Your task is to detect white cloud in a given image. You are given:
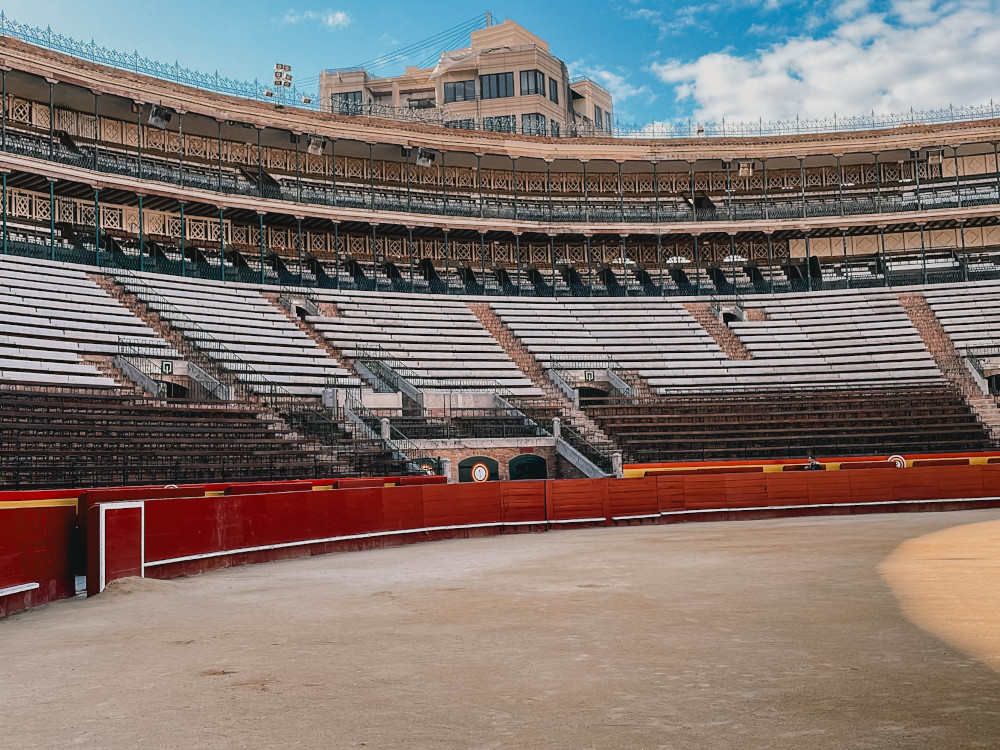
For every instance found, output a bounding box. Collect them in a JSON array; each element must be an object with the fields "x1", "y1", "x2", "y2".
[
  {"x1": 570, "y1": 61, "x2": 657, "y2": 113},
  {"x1": 625, "y1": 3, "x2": 710, "y2": 38},
  {"x1": 648, "y1": 1, "x2": 1000, "y2": 122},
  {"x1": 283, "y1": 9, "x2": 351, "y2": 29}
]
